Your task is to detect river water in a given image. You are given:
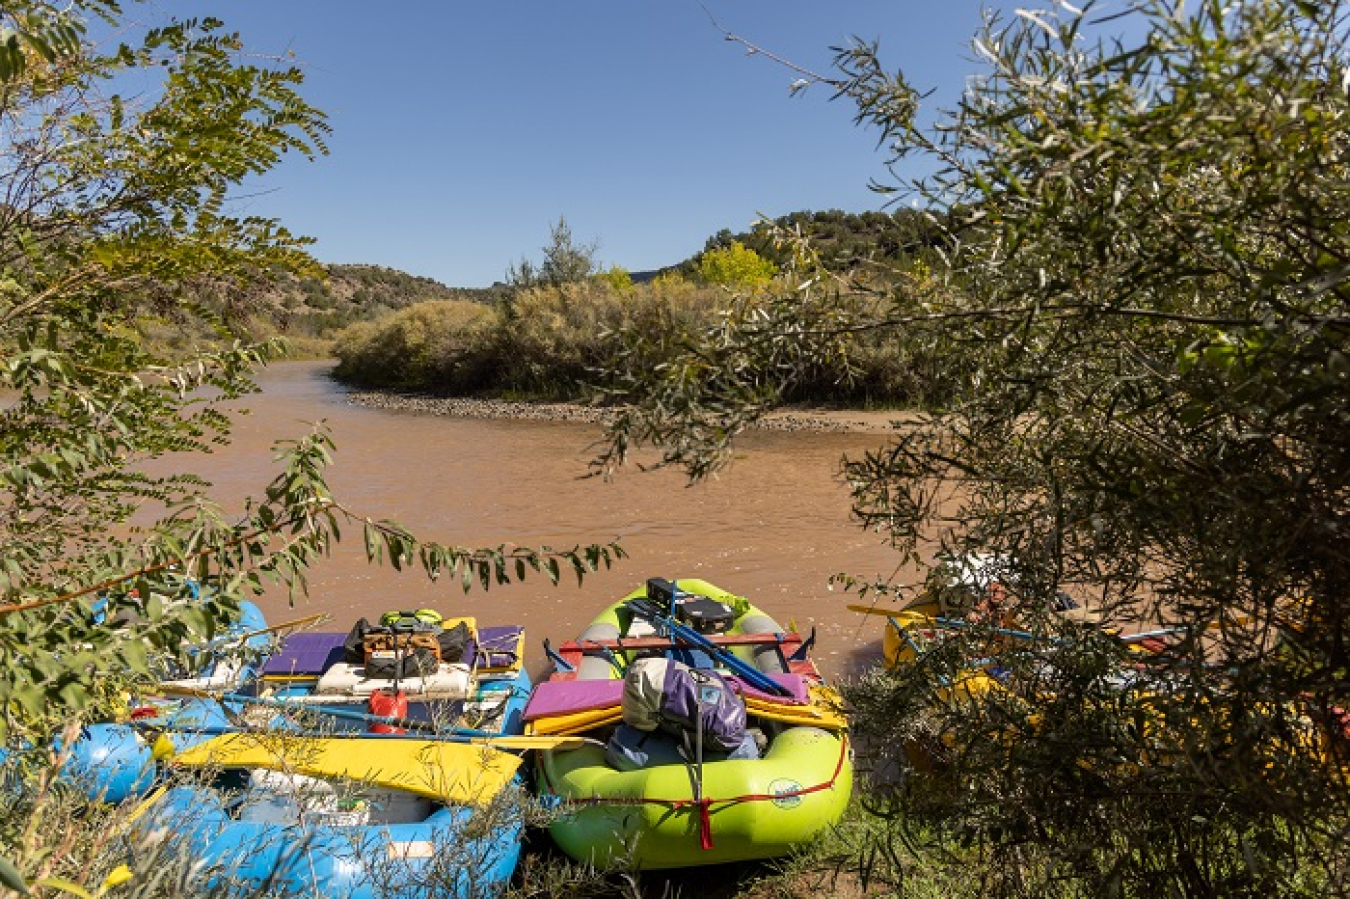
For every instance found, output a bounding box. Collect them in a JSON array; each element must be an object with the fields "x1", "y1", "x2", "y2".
[{"x1": 190, "y1": 361, "x2": 907, "y2": 680}]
